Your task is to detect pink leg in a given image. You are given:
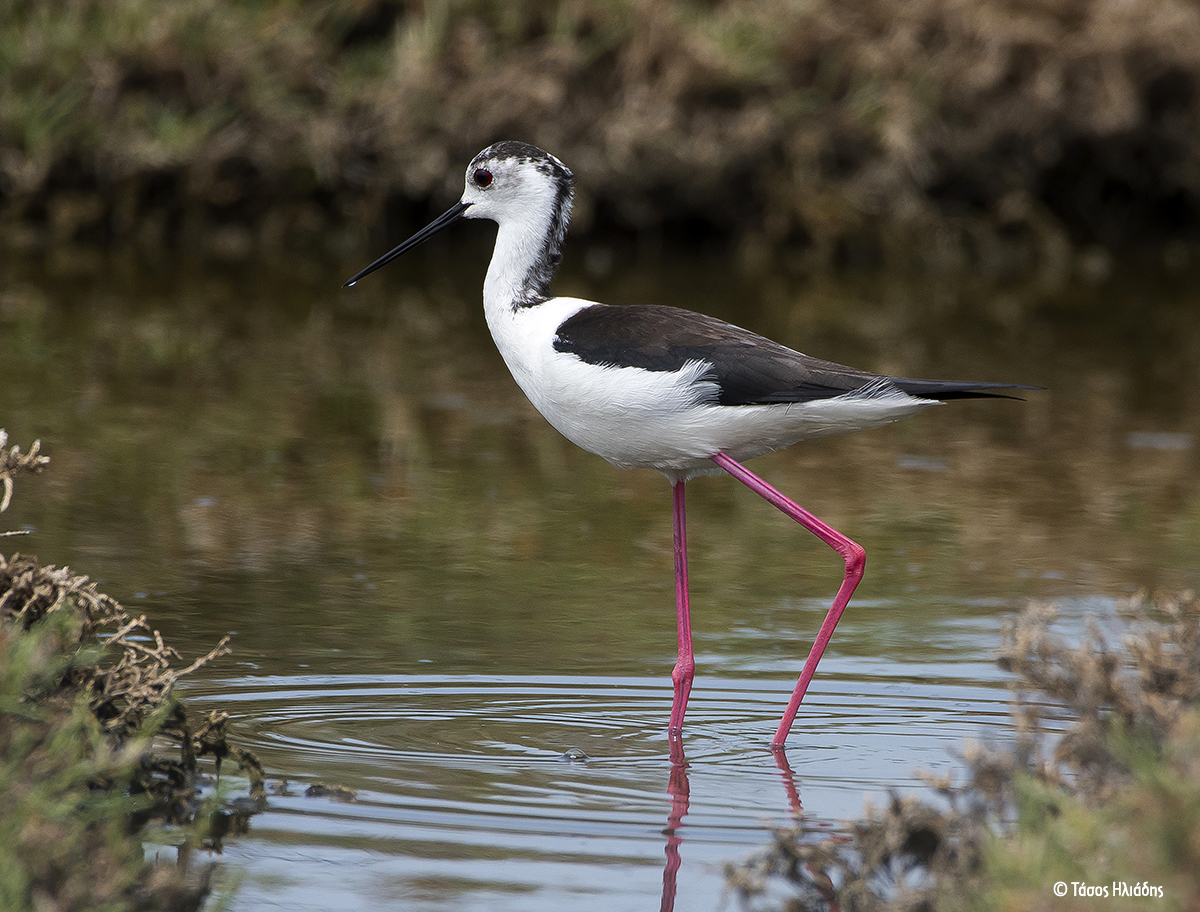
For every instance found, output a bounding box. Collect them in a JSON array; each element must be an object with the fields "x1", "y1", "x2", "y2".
[
  {"x1": 710, "y1": 452, "x2": 865, "y2": 749},
  {"x1": 669, "y1": 480, "x2": 695, "y2": 735}
]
